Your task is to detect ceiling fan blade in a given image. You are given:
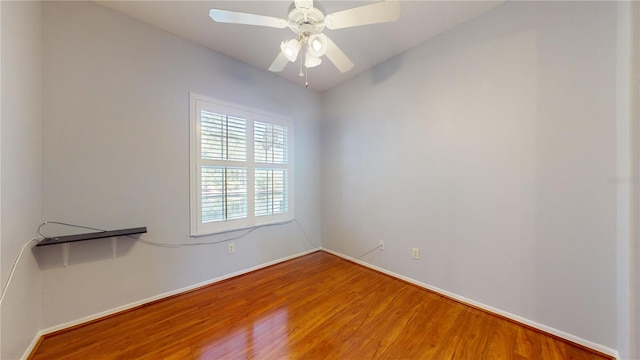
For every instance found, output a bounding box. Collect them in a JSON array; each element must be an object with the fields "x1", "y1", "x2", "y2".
[
  {"x1": 209, "y1": 9, "x2": 288, "y2": 28},
  {"x1": 324, "y1": 0, "x2": 401, "y2": 30},
  {"x1": 269, "y1": 52, "x2": 289, "y2": 72},
  {"x1": 322, "y1": 34, "x2": 354, "y2": 73}
]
